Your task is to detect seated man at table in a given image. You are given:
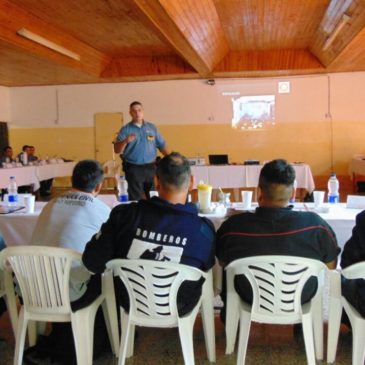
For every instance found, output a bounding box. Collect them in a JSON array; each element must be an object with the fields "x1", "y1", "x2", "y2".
[
  {"x1": 341, "y1": 210, "x2": 365, "y2": 319},
  {"x1": 27, "y1": 160, "x2": 111, "y2": 364},
  {"x1": 0, "y1": 145, "x2": 15, "y2": 165},
  {"x1": 216, "y1": 159, "x2": 340, "y2": 316},
  {"x1": 82, "y1": 152, "x2": 216, "y2": 315},
  {"x1": 31, "y1": 159, "x2": 111, "y2": 300}
]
